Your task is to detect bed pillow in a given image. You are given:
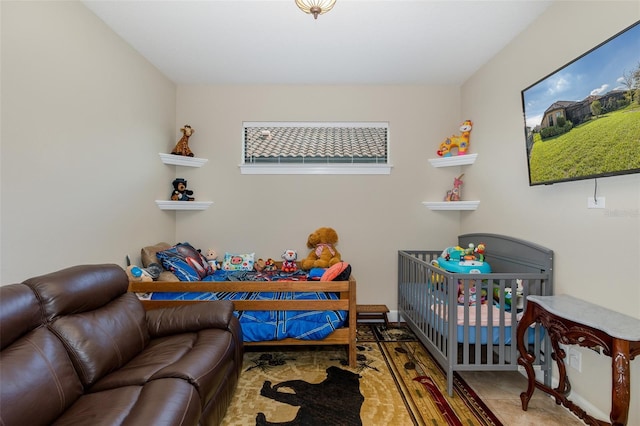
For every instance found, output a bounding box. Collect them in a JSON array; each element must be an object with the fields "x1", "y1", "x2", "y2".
[
  {"x1": 156, "y1": 242, "x2": 213, "y2": 281},
  {"x1": 140, "y1": 242, "x2": 180, "y2": 281},
  {"x1": 222, "y1": 252, "x2": 255, "y2": 271},
  {"x1": 141, "y1": 242, "x2": 171, "y2": 267},
  {"x1": 321, "y1": 261, "x2": 351, "y2": 281}
]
